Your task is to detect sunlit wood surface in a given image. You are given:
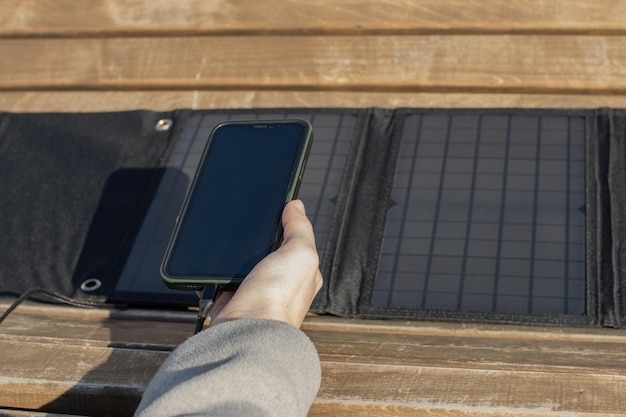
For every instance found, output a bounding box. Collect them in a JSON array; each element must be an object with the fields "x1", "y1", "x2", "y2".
[
  {"x1": 2, "y1": 303, "x2": 626, "y2": 416},
  {"x1": 2, "y1": 0, "x2": 626, "y2": 111}
]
